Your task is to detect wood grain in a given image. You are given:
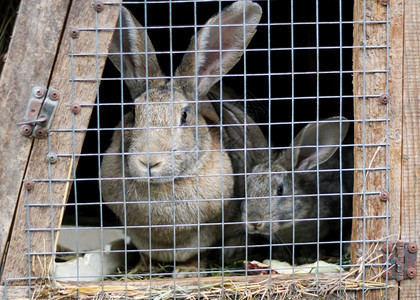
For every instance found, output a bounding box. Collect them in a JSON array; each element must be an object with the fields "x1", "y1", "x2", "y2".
[
  {"x1": 351, "y1": 0, "x2": 403, "y2": 298},
  {"x1": 1, "y1": 0, "x2": 121, "y2": 281},
  {"x1": 2, "y1": 0, "x2": 417, "y2": 297},
  {"x1": 0, "y1": 0, "x2": 71, "y2": 267},
  {"x1": 0, "y1": 273, "x2": 357, "y2": 299},
  {"x1": 400, "y1": 0, "x2": 420, "y2": 297}
]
